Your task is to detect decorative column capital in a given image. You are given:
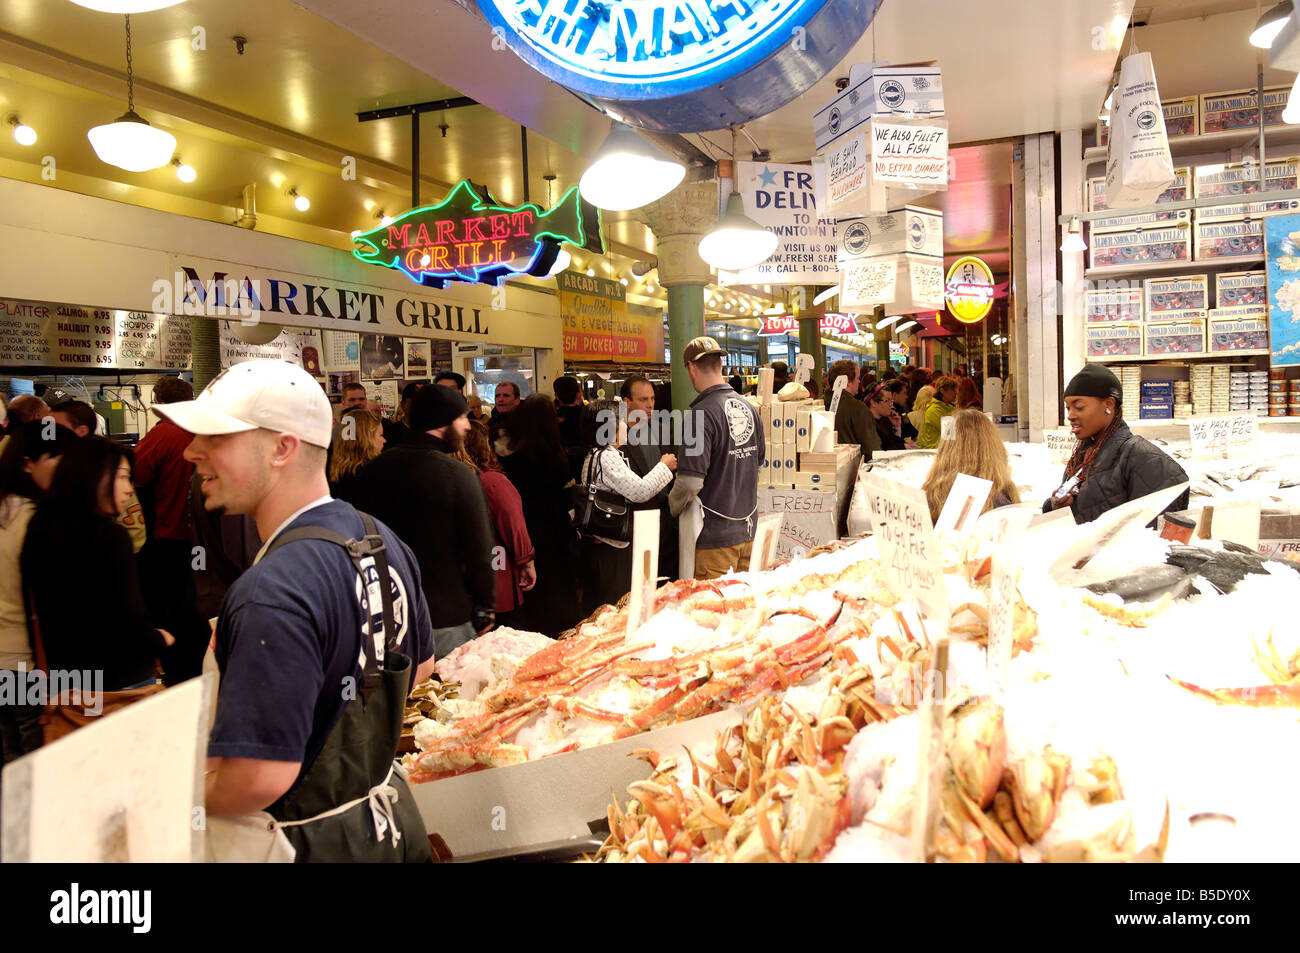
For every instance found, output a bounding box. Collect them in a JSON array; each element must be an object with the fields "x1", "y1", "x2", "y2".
[{"x1": 639, "y1": 182, "x2": 718, "y2": 288}]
